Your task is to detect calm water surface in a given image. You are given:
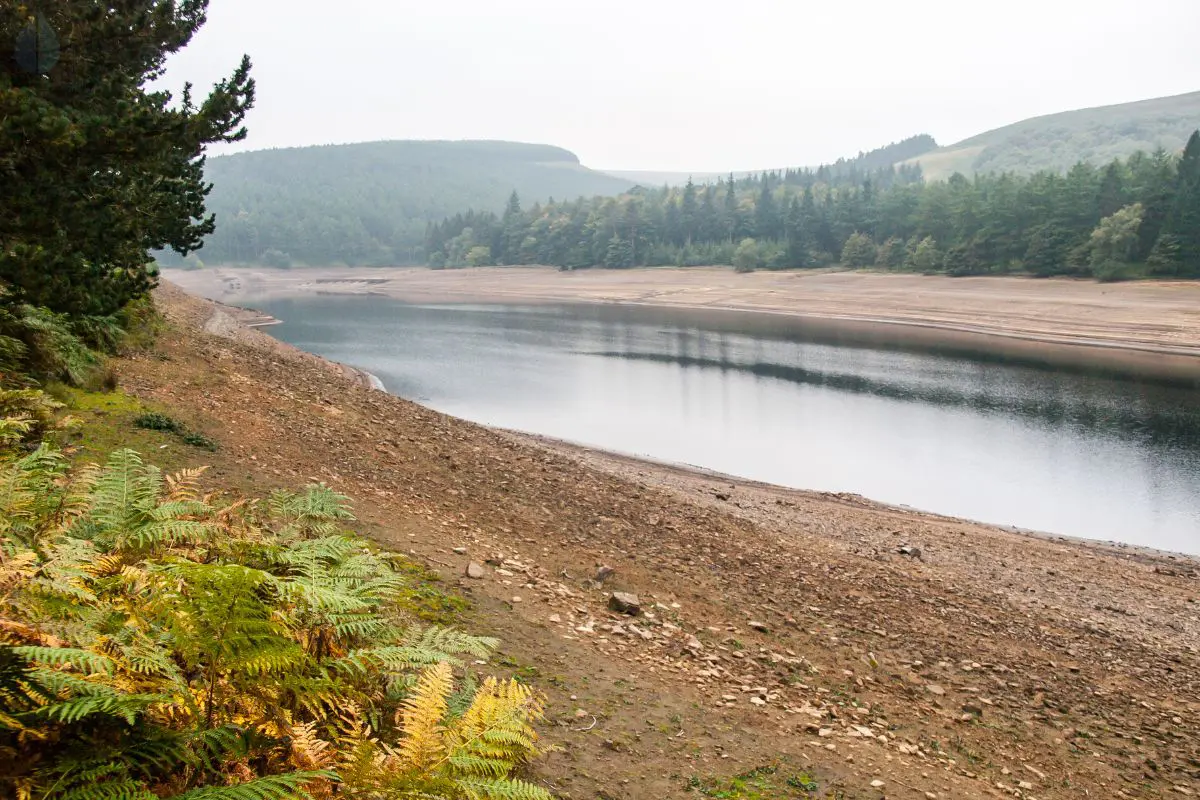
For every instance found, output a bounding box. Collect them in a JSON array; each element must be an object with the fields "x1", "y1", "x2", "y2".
[{"x1": 255, "y1": 297, "x2": 1200, "y2": 555}]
